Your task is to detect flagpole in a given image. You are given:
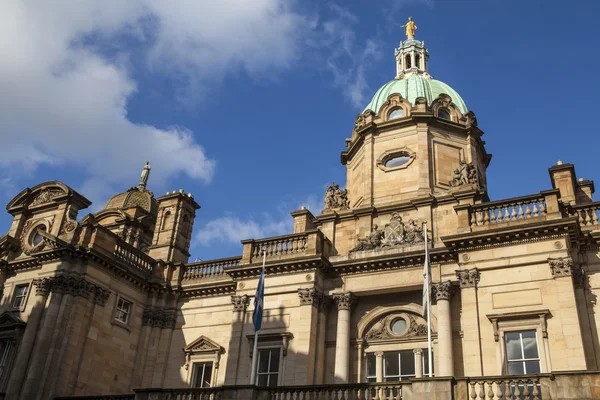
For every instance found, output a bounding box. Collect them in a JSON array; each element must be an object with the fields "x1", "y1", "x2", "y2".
[
  {"x1": 424, "y1": 221, "x2": 433, "y2": 377},
  {"x1": 250, "y1": 249, "x2": 267, "y2": 385}
]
